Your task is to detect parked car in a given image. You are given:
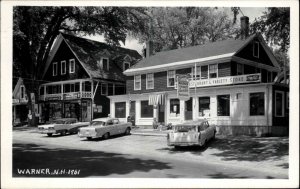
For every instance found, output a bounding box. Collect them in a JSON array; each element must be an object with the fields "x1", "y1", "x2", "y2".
[
  {"x1": 78, "y1": 117, "x2": 132, "y2": 140},
  {"x1": 167, "y1": 119, "x2": 216, "y2": 148},
  {"x1": 38, "y1": 118, "x2": 89, "y2": 137}
]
